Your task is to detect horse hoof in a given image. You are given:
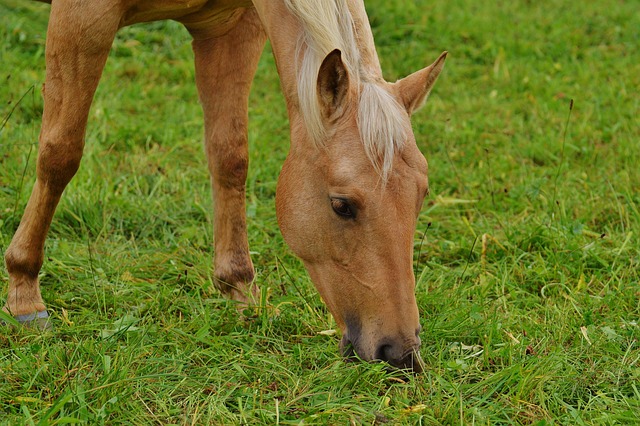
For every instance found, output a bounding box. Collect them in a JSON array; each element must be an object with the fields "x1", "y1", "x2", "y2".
[{"x1": 6, "y1": 310, "x2": 53, "y2": 331}]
